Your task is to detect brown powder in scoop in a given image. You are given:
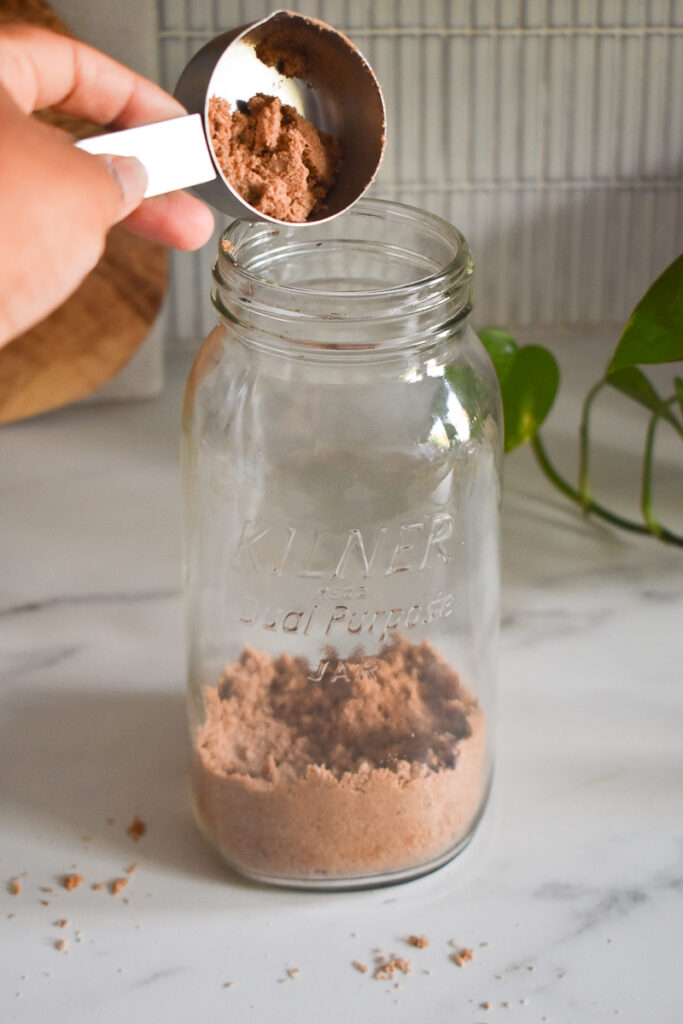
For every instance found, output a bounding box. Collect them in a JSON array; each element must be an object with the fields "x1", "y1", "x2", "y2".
[
  {"x1": 192, "y1": 636, "x2": 487, "y2": 881},
  {"x1": 208, "y1": 93, "x2": 341, "y2": 223}
]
